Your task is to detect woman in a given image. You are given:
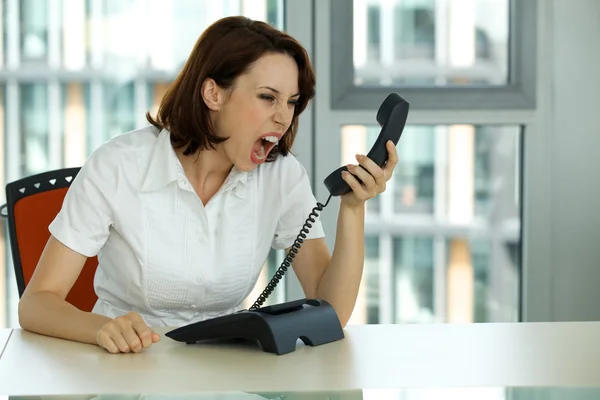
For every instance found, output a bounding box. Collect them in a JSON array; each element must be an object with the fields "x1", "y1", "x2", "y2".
[{"x1": 17, "y1": 16, "x2": 398, "y2": 354}]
